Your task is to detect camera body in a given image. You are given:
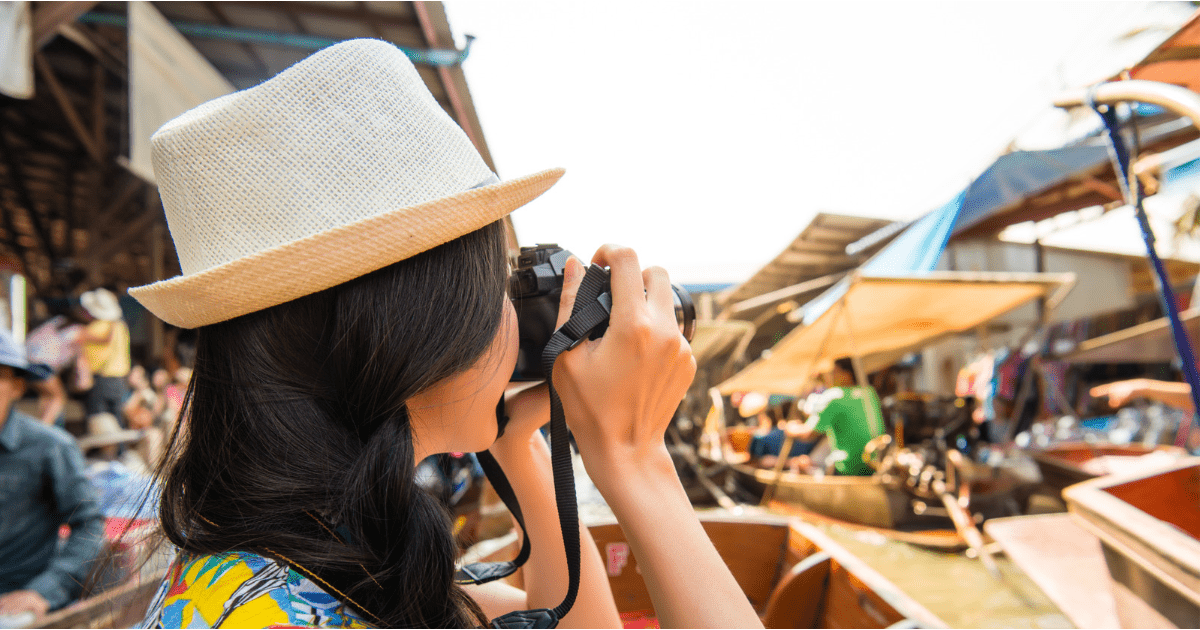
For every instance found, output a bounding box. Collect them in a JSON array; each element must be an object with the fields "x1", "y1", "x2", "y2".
[{"x1": 508, "y1": 244, "x2": 696, "y2": 381}]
